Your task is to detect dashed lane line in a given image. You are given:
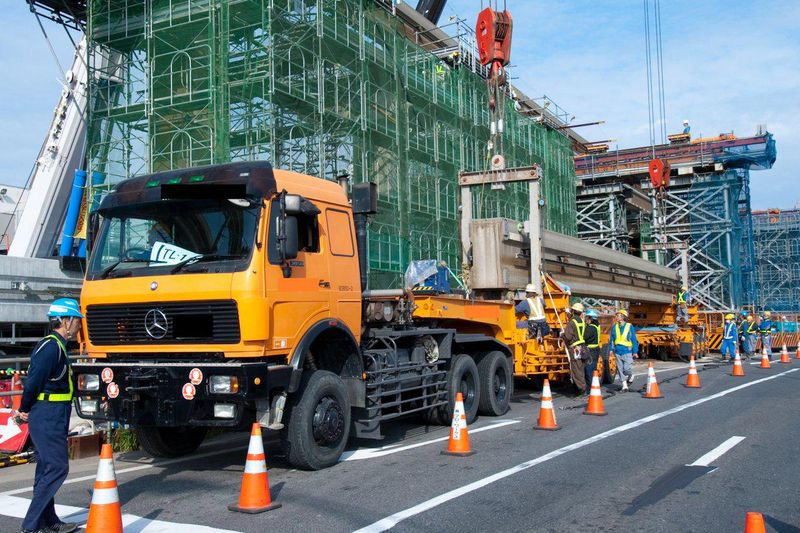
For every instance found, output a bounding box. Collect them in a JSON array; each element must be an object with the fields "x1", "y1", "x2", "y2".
[
  {"x1": 688, "y1": 436, "x2": 746, "y2": 467},
  {"x1": 353, "y1": 367, "x2": 799, "y2": 533}
]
